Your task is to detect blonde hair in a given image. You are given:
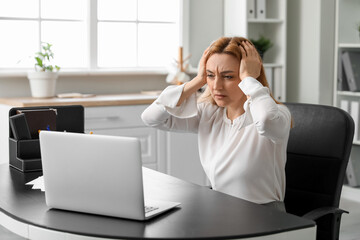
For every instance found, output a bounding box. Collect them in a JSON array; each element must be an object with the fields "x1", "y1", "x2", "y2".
[{"x1": 198, "y1": 36, "x2": 280, "y2": 105}]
